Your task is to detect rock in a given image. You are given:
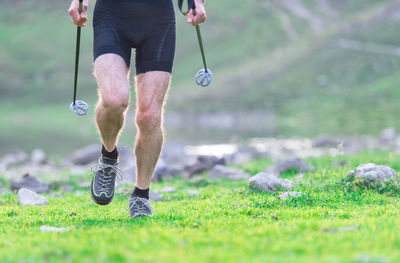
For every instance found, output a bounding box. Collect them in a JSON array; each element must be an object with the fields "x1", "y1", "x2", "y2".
[
  {"x1": 65, "y1": 144, "x2": 100, "y2": 165},
  {"x1": 31, "y1": 149, "x2": 47, "y2": 164},
  {"x1": 312, "y1": 134, "x2": 338, "y2": 148},
  {"x1": 10, "y1": 173, "x2": 50, "y2": 193},
  {"x1": 119, "y1": 163, "x2": 136, "y2": 185},
  {"x1": 379, "y1": 128, "x2": 397, "y2": 144},
  {"x1": 153, "y1": 158, "x2": 168, "y2": 182},
  {"x1": 167, "y1": 166, "x2": 184, "y2": 177},
  {"x1": 185, "y1": 155, "x2": 226, "y2": 176},
  {"x1": 69, "y1": 165, "x2": 88, "y2": 176},
  {"x1": 158, "y1": 187, "x2": 176, "y2": 193},
  {"x1": 187, "y1": 190, "x2": 200, "y2": 196},
  {"x1": 60, "y1": 185, "x2": 74, "y2": 192},
  {"x1": 40, "y1": 225, "x2": 67, "y2": 232},
  {"x1": 225, "y1": 146, "x2": 265, "y2": 164},
  {"x1": 348, "y1": 163, "x2": 398, "y2": 183},
  {"x1": 249, "y1": 172, "x2": 292, "y2": 192},
  {"x1": 118, "y1": 146, "x2": 136, "y2": 185},
  {"x1": 208, "y1": 165, "x2": 250, "y2": 180},
  {"x1": 279, "y1": 192, "x2": 303, "y2": 200},
  {"x1": 274, "y1": 158, "x2": 313, "y2": 174},
  {"x1": 18, "y1": 188, "x2": 48, "y2": 206},
  {"x1": 332, "y1": 160, "x2": 348, "y2": 167},
  {"x1": 161, "y1": 143, "x2": 187, "y2": 165},
  {"x1": 149, "y1": 191, "x2": 162, "y2": 202},
  {"x1": 77, "y1": 179, "x2": 91, "y2": 188},
  {"x1": 225, "y1": 151, "x2": 254, "y2": 164},
  {"x1": 0, "y1": 150, "x2": 29, "y2": 169}
]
